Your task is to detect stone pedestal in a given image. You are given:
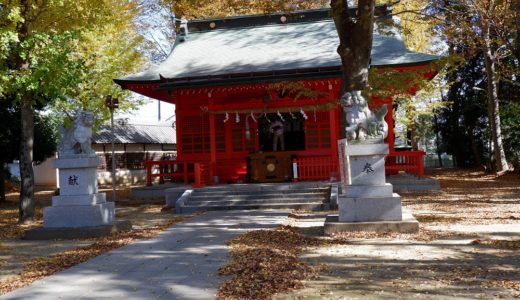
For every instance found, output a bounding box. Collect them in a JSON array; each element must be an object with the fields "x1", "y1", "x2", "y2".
[
  {"x1": 325, "y1": 140, "x2": 418, "y2": 234},
  {"x1": 24, "y1": 156, "x2": 131, "y2": 240},
  {"x1": 43, "y1": 157, "x2": 114, "y2": 228},
  {"x1": 339, "y1": 143, "x2": 402, "y2": 222}
]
